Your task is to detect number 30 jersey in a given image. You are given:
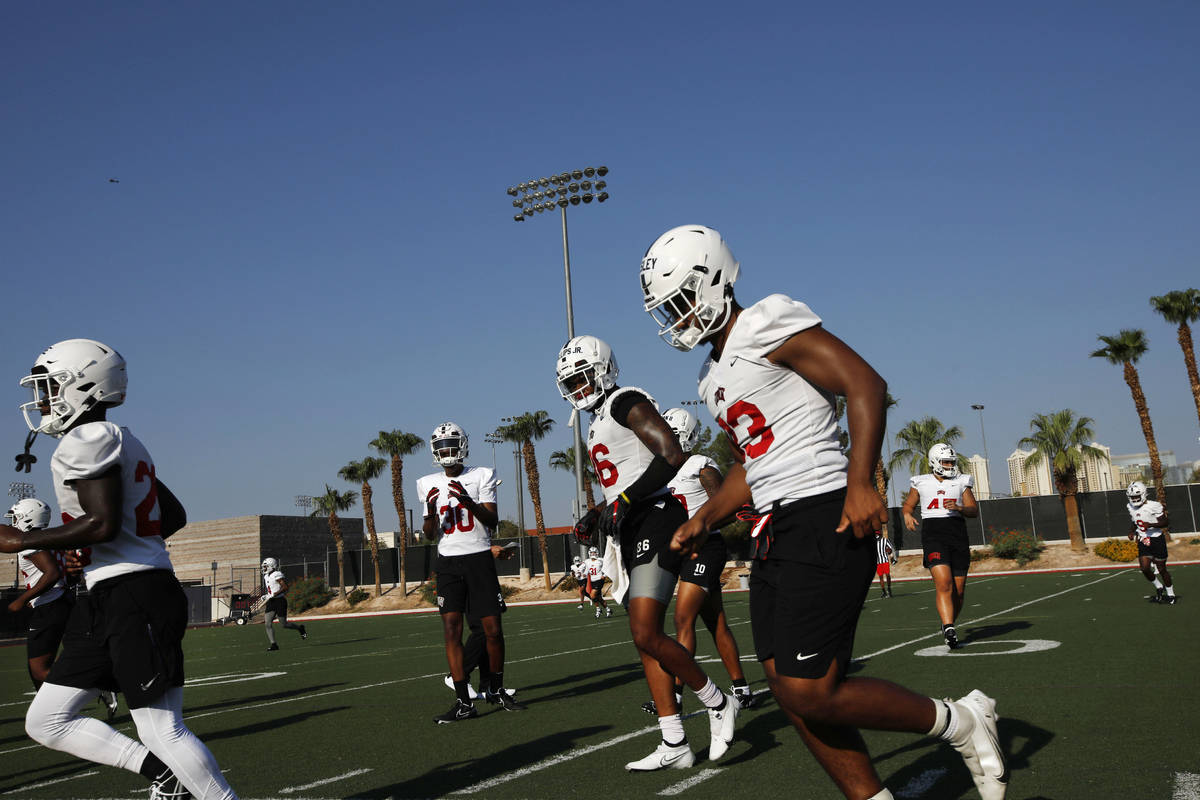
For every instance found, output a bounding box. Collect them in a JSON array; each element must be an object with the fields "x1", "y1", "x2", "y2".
[
  {"x1": 698, "y1": 294, "x2": 848, "y2": 509},
  {"x1": 415, "y1": 466, "x2": 499, "y2": 557},
  {"x1": 51, "y1": 421, "x2": 174, "y2": 589},
  {"x1": 910, "y1": 473, "x2": 973, "y2": 519},
  {"x1": 587, "y1": 387, "x2": 671, "y2": 506}
]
